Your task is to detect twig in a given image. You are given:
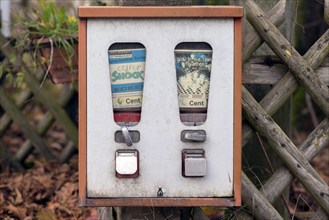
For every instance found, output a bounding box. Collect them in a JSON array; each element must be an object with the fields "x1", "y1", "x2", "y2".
[
  {"x1": 305, "y1": 93, "x2": 319, "y2": 128},
  {"x1": 292, "y1": 128, "x2": 303, "y2": 145},
  {"x1": 24, "y1": 38, "x2": 54, "y2": 103},
  {"x1": 39, "y1": 38, "x2": 54, "y2": 90},
  {"x1": 292, "y1": 194, "x2": 315, "y2": 219},
  {"x1": 295, "y1": 0, "x2": 306, "y2": 34},
  {"x1": 256, "y1": 132, "x2": 291, "y2": 216}
]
